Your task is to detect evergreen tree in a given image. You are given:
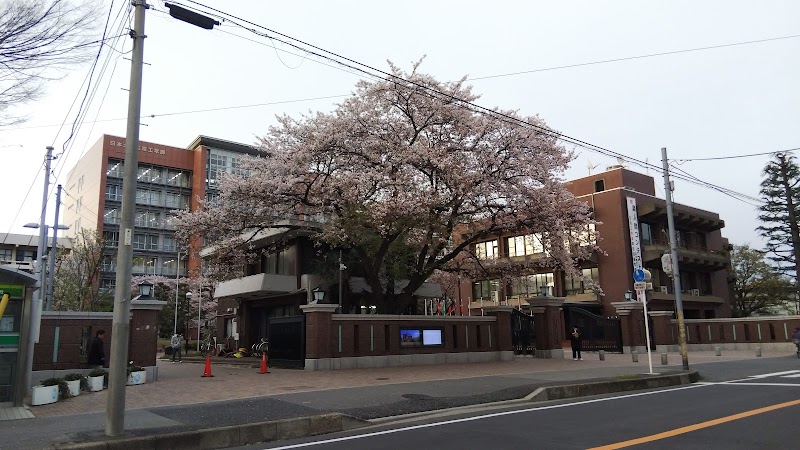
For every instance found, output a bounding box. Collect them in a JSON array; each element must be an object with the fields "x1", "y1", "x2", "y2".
[{"x1": 757, "y1": 153, "x2": 800, "y2": 286}]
